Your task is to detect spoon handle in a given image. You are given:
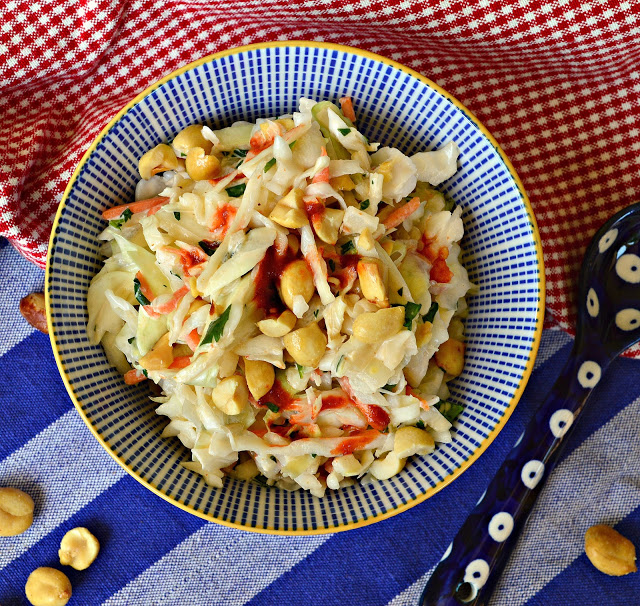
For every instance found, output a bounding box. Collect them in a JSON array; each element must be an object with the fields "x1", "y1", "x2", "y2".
[{"x1": 419, "y1": 347, "x2": 609, "y2": 606}]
